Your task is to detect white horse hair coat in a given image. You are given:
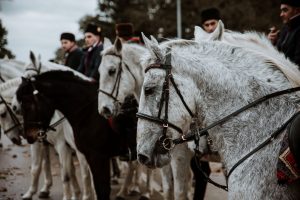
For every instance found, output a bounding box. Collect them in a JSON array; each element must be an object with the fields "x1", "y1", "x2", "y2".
[{"x1": 136, "y1": 35, "x2": 300, "y2": 200}]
